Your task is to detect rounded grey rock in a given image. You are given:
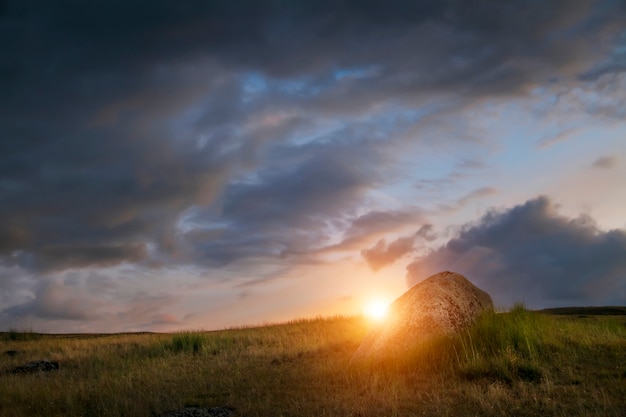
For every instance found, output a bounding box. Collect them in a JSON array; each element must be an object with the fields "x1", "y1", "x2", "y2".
[{"x1": 352, "y1": 271, "x2": 493, "y2": 362}]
